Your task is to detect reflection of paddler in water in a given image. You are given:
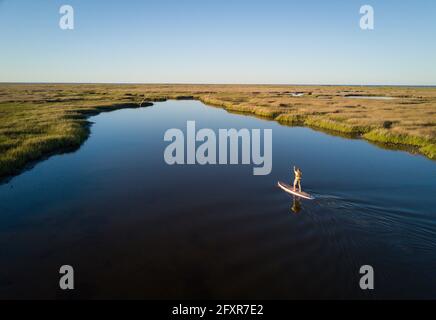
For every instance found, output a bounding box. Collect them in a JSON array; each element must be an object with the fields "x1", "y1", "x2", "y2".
[
  {"x1": 291, "y1": 196, "x2": 302, "y2": 214},
  {"x1": 292, "y1": 166, "x2": 302, "y2": 192}
]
